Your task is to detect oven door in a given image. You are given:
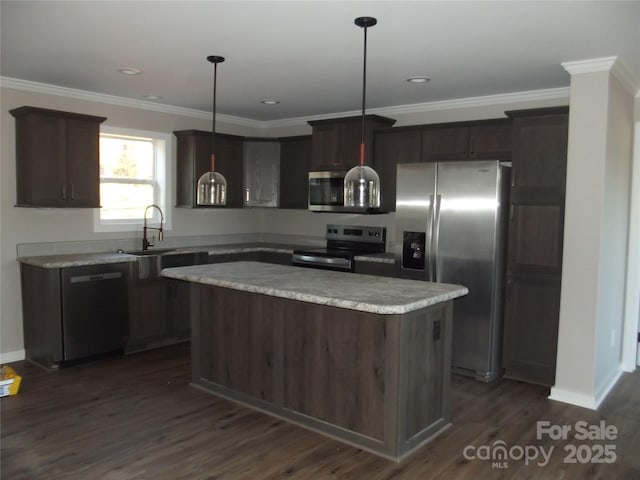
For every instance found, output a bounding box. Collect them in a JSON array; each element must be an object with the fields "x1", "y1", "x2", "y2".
[{"x1": 292, "y1": 249, "x2": 353, "y2": 272}]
